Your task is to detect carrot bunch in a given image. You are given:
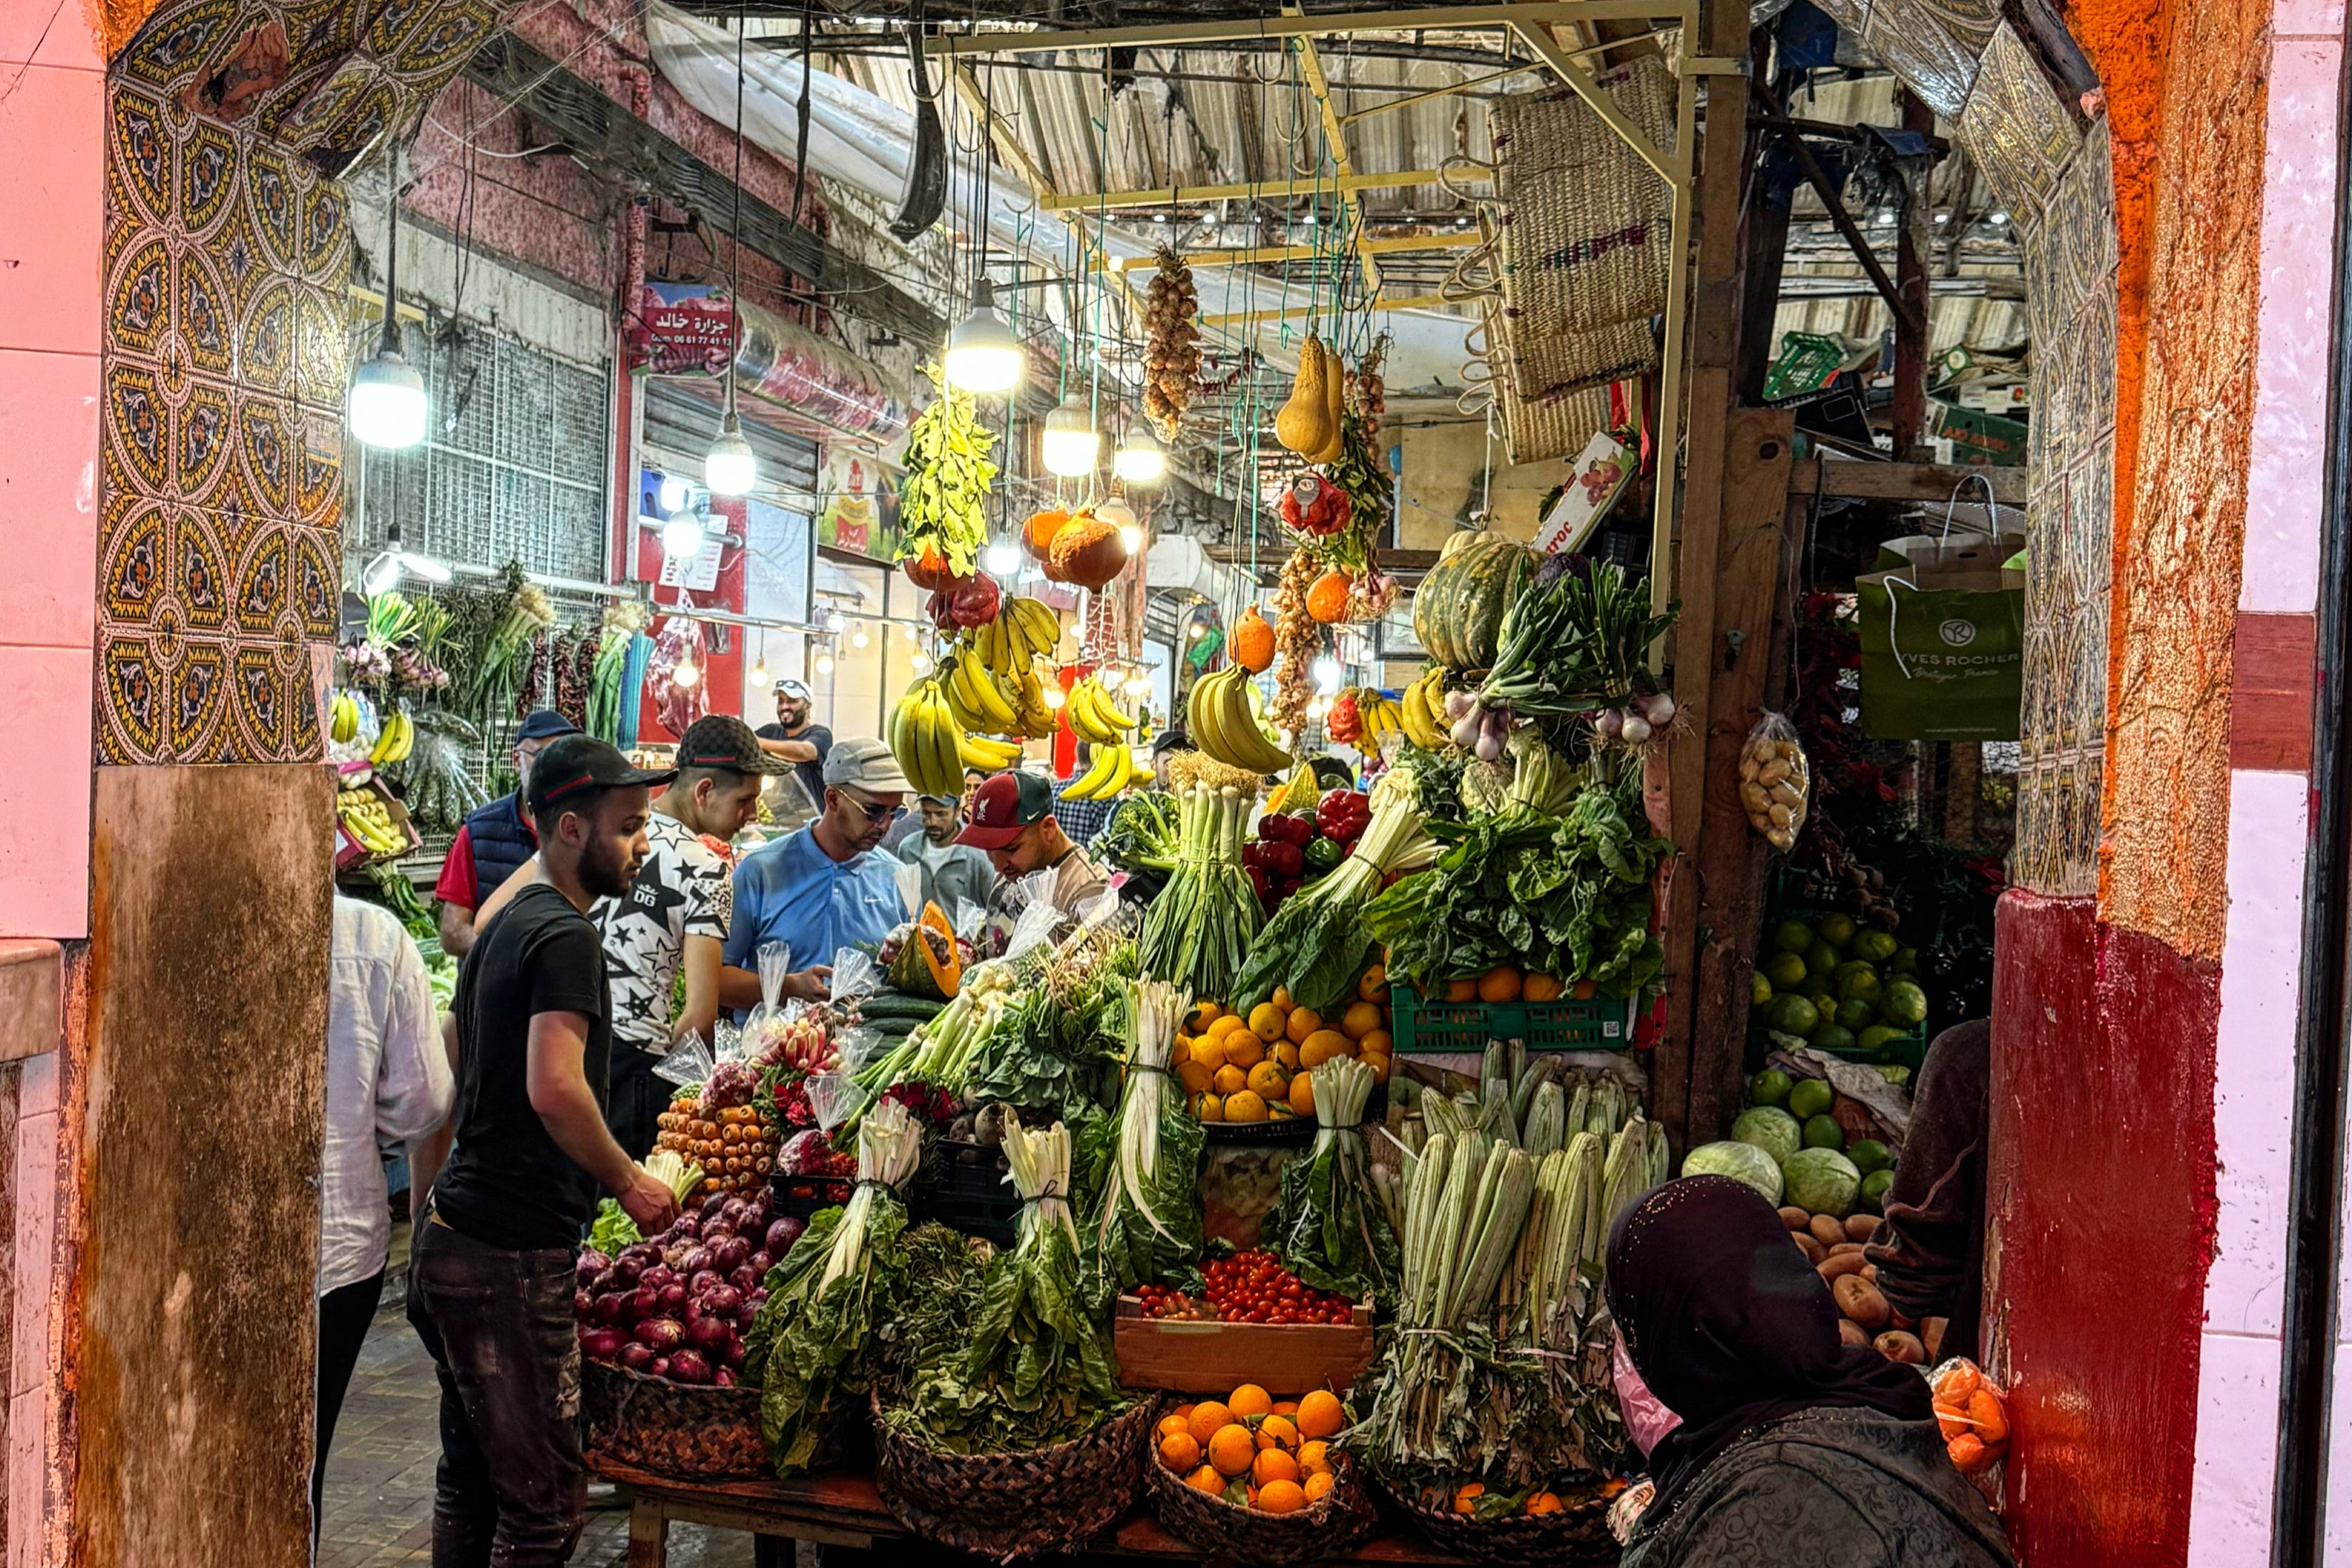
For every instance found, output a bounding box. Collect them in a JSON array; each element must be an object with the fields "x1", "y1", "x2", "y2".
[{"x1": 1932, "y1": 1360, "x2": 2010, "y2": 1475}]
